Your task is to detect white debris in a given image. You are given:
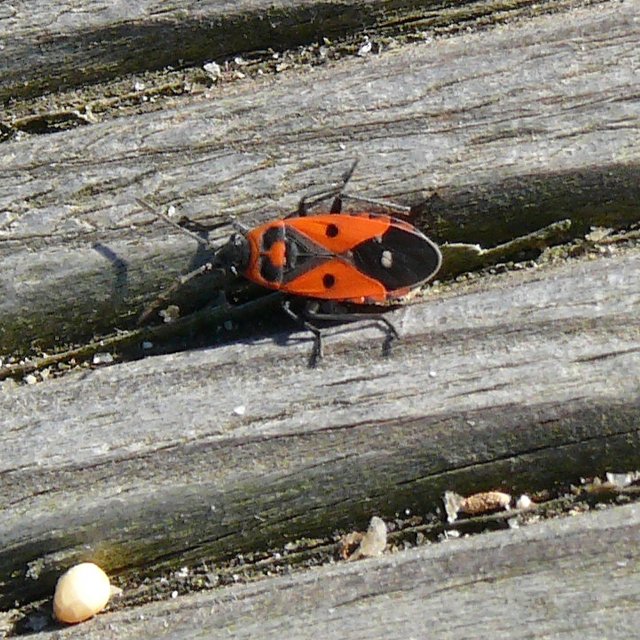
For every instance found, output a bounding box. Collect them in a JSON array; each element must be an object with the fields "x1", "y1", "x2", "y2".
[
  {"x1": 203, "y1": 61, "x2": 222, "y2": 81},
  {"x1": 606, "y1": 471, "x2": 640, "y2": 488},
  {"x1": 348, "y1": 516, "x2": 387, "y2": 561},
  {"x1": 92, "y1": 352, "x2": 114, "y2": 365},
  {"x1": 357, "y1": 37, "x2": 373, "y2": 57},
  {"x1": 515, "y1": 494, "x2": 533, "y2": 510}
]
